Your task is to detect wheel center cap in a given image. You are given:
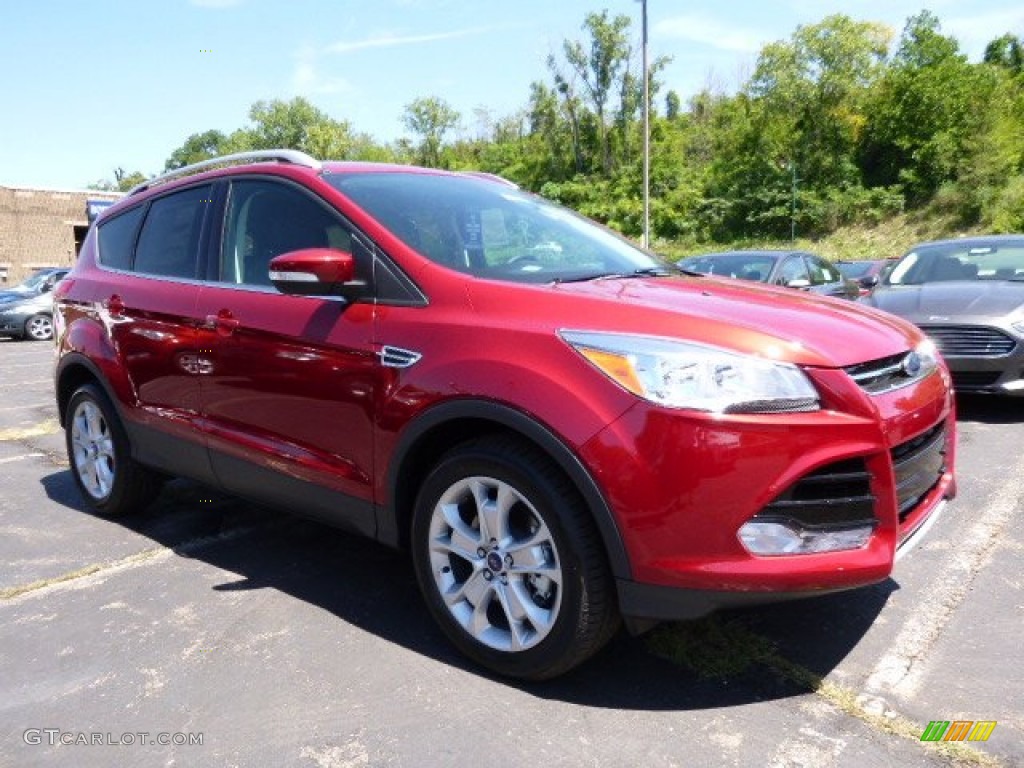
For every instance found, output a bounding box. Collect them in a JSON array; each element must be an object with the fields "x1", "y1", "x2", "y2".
[{"x1": 486, "y1": 551, "x2": 503, "y2": 572}]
